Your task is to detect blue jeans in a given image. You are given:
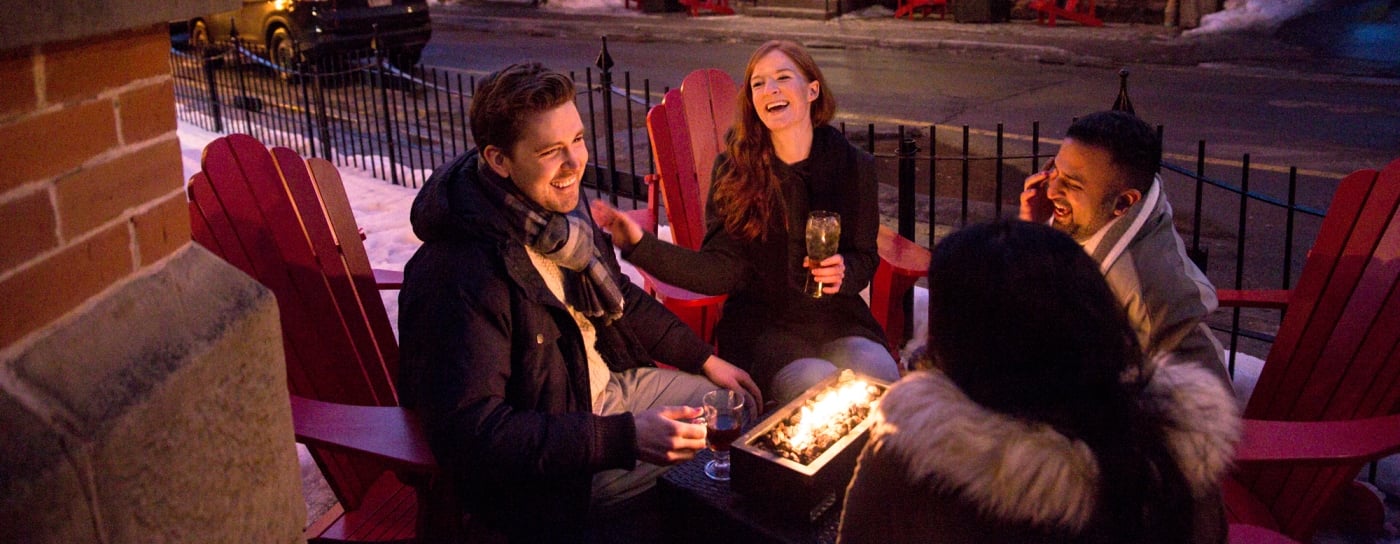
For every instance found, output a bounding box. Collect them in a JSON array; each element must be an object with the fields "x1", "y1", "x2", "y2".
[{"x1": 770, "y1": 336, "x2": 900, "y2": 405}]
